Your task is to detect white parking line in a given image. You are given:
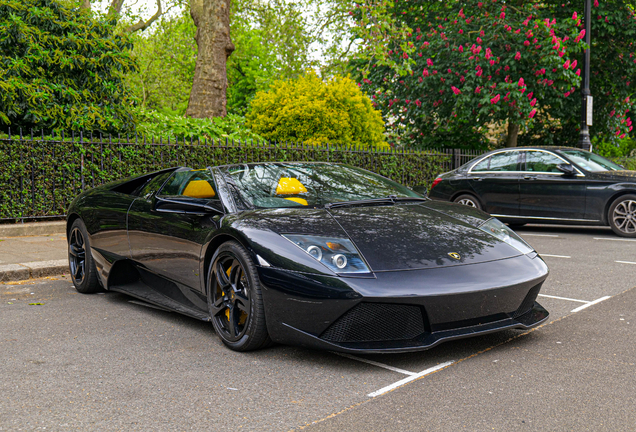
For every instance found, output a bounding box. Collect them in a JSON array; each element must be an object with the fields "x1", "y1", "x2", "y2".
[
  {"x1": 334, "y1": 353, "x2": 416, "y2": 376},
  {"x1": 594, "y1": 237, "x2": 636, "y2": 242},
  {"x1": 538, "y1": 294, "x2": 589, "y2": 303},
  {"x1": 540, "y1": 254, "x2": 571, "y2": 259},
  {"x1": 616, "y1": 260, "x2": 636, "y2": 265},
  {"x1": 521, "y1": 233, "x2": 560, "y2": 238},
  {"x1": 367, "y1": 361, "x2": 455, "y2": 398},
  {"x1": 570, "y1": 296, "x2": 611, "y2": 313}
]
